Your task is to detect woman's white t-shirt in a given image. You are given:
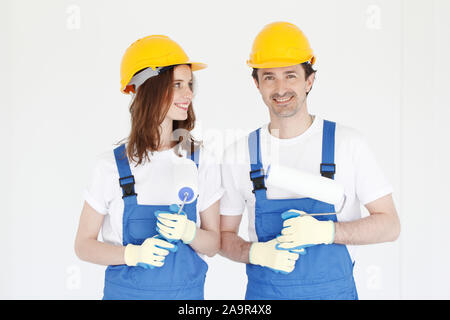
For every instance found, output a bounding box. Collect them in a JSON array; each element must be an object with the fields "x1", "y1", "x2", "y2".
[{"x1": 84, "y1": 144, "x2": 224, "y2": 246}]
